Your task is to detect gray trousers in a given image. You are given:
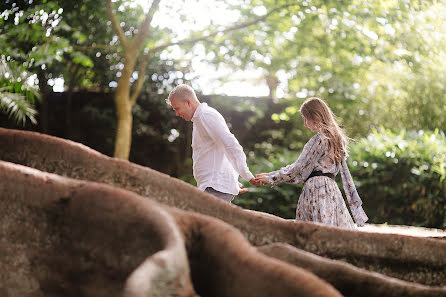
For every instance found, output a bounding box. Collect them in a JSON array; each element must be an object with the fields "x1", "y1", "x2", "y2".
[{"x1": 205, "y1": 187, "x2": 235, "y2": 203}]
